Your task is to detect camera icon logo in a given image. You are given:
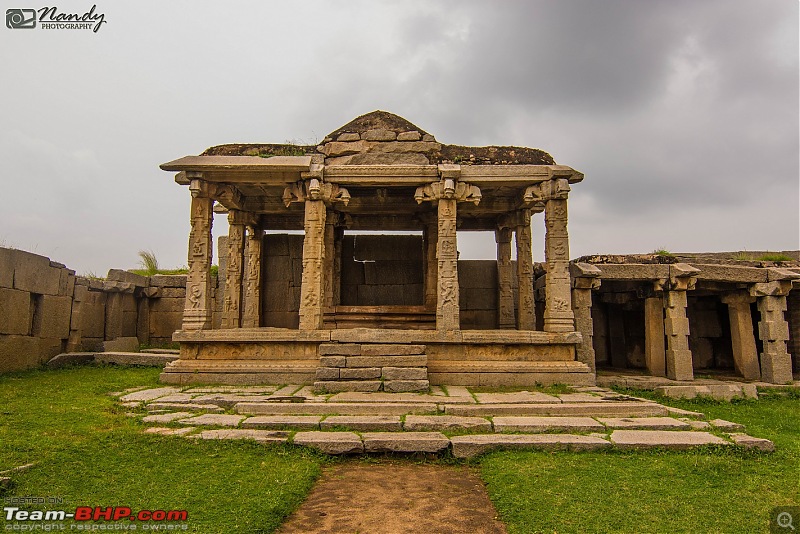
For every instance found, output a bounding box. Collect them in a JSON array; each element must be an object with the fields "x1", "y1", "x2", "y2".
[{"x1": 6, "y1": 8, "x2": 37, "y2": 29}]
